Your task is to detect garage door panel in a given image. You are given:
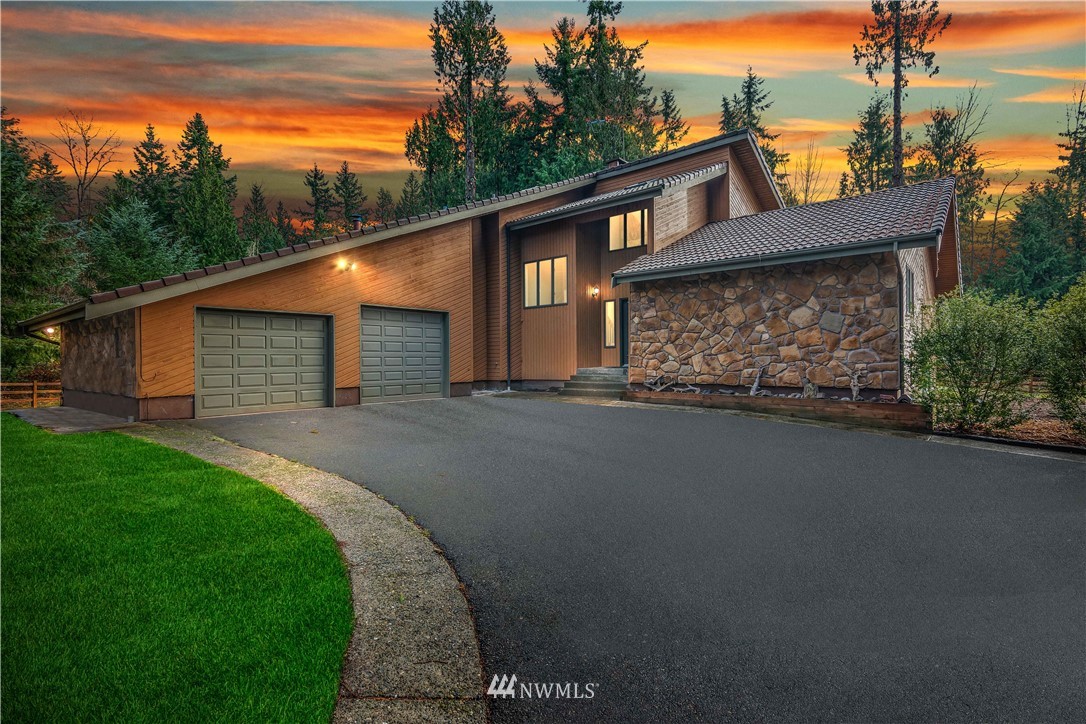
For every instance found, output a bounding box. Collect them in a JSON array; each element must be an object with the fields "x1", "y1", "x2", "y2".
[
  {"x1": 358, "y1": 306, "x2": 447, "y2": 403},
  {"x1": 196, "y1": 310, "x2": 329, "y2": 417}
]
